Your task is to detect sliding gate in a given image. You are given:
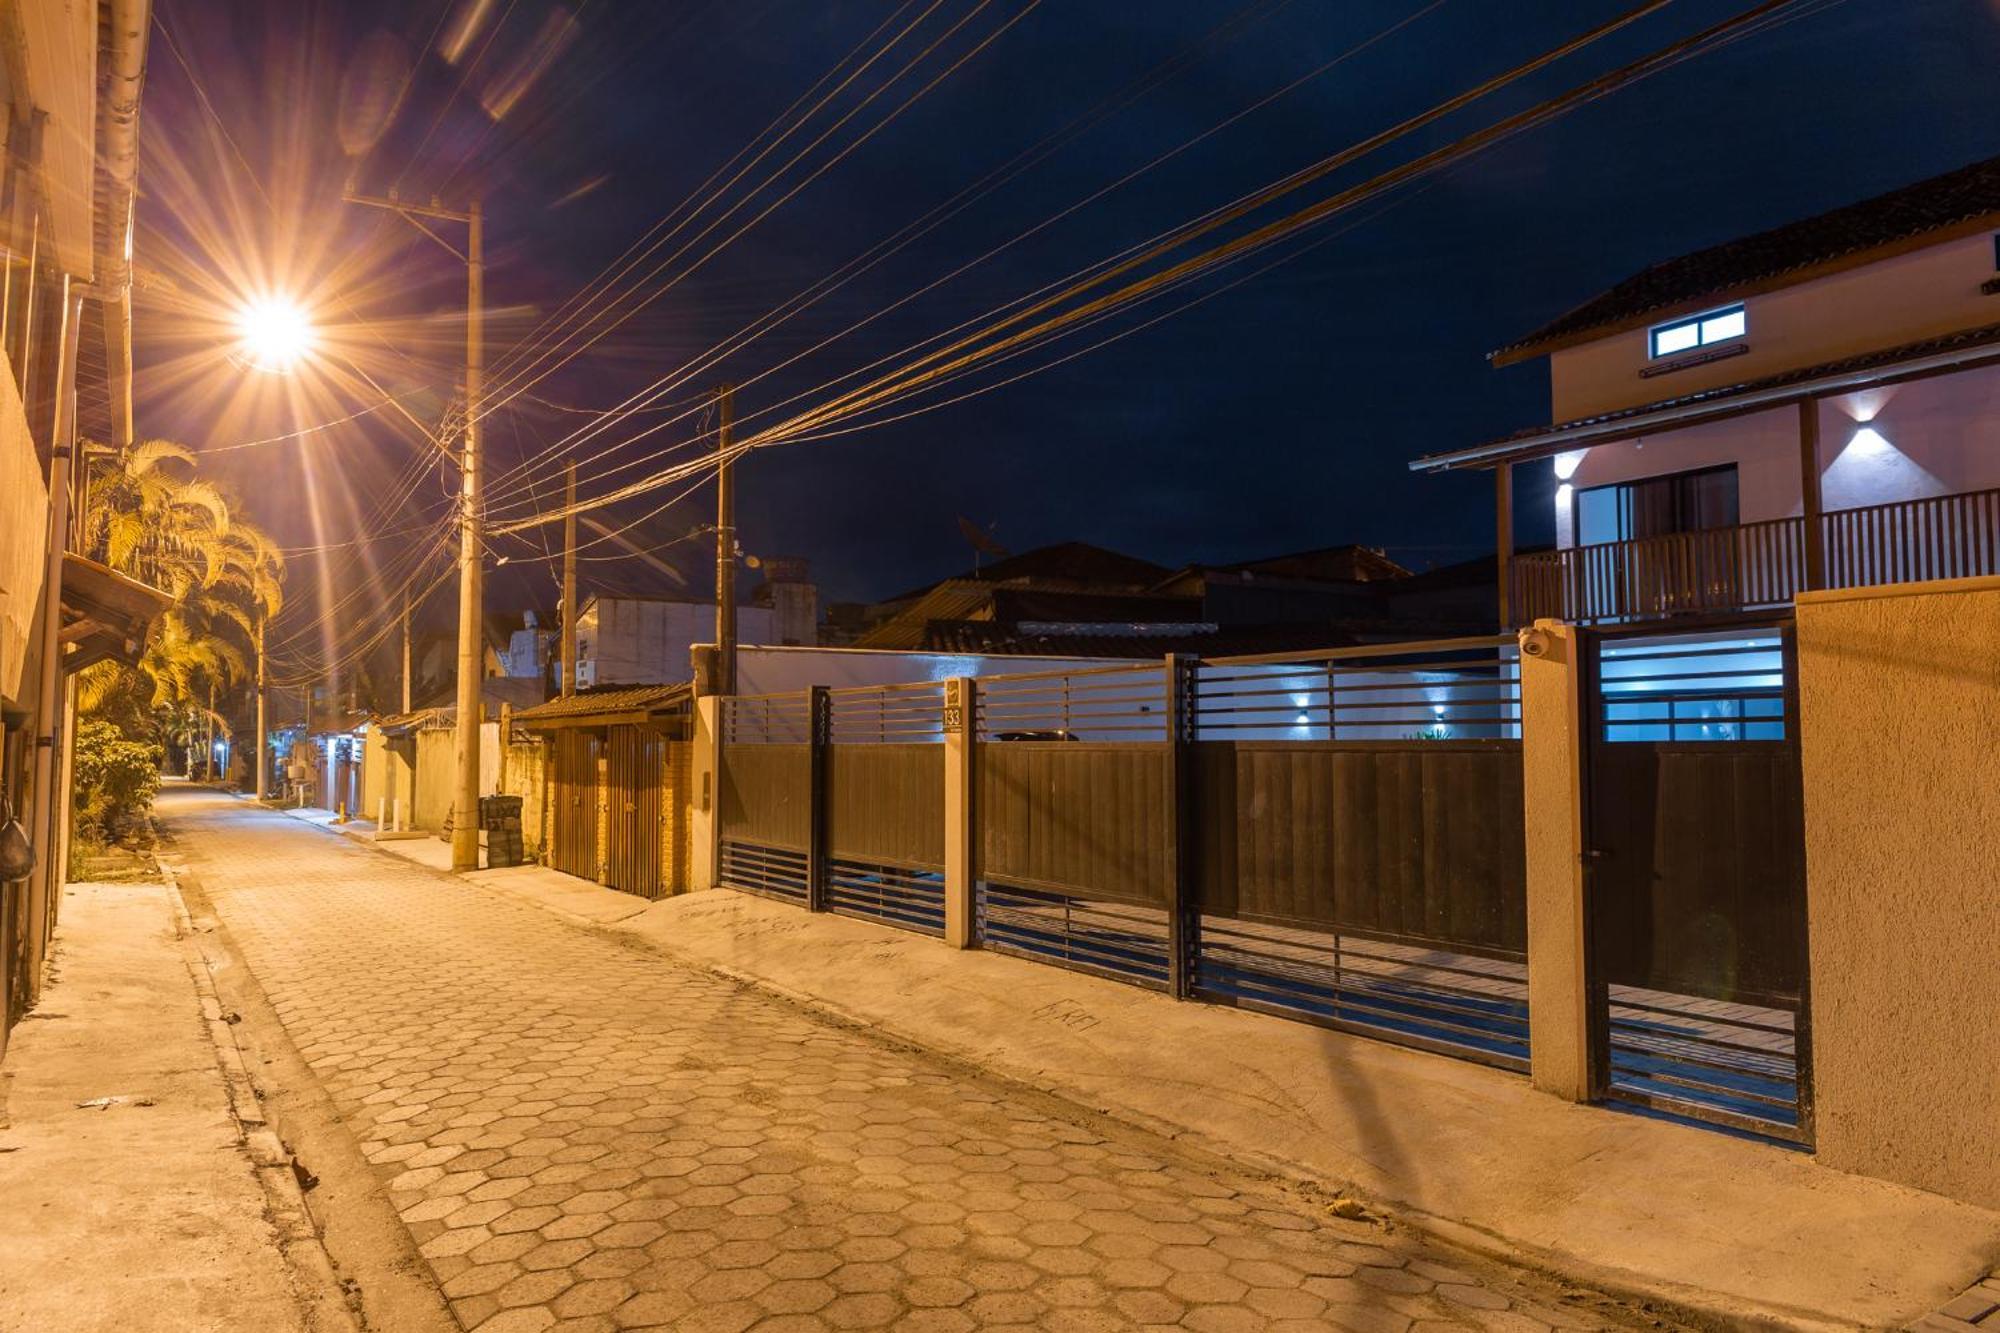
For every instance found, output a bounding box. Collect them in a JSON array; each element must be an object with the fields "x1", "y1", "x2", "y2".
[{"x1": 1584, "y1": 623, "x2": 1813, "y2": 1142}]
